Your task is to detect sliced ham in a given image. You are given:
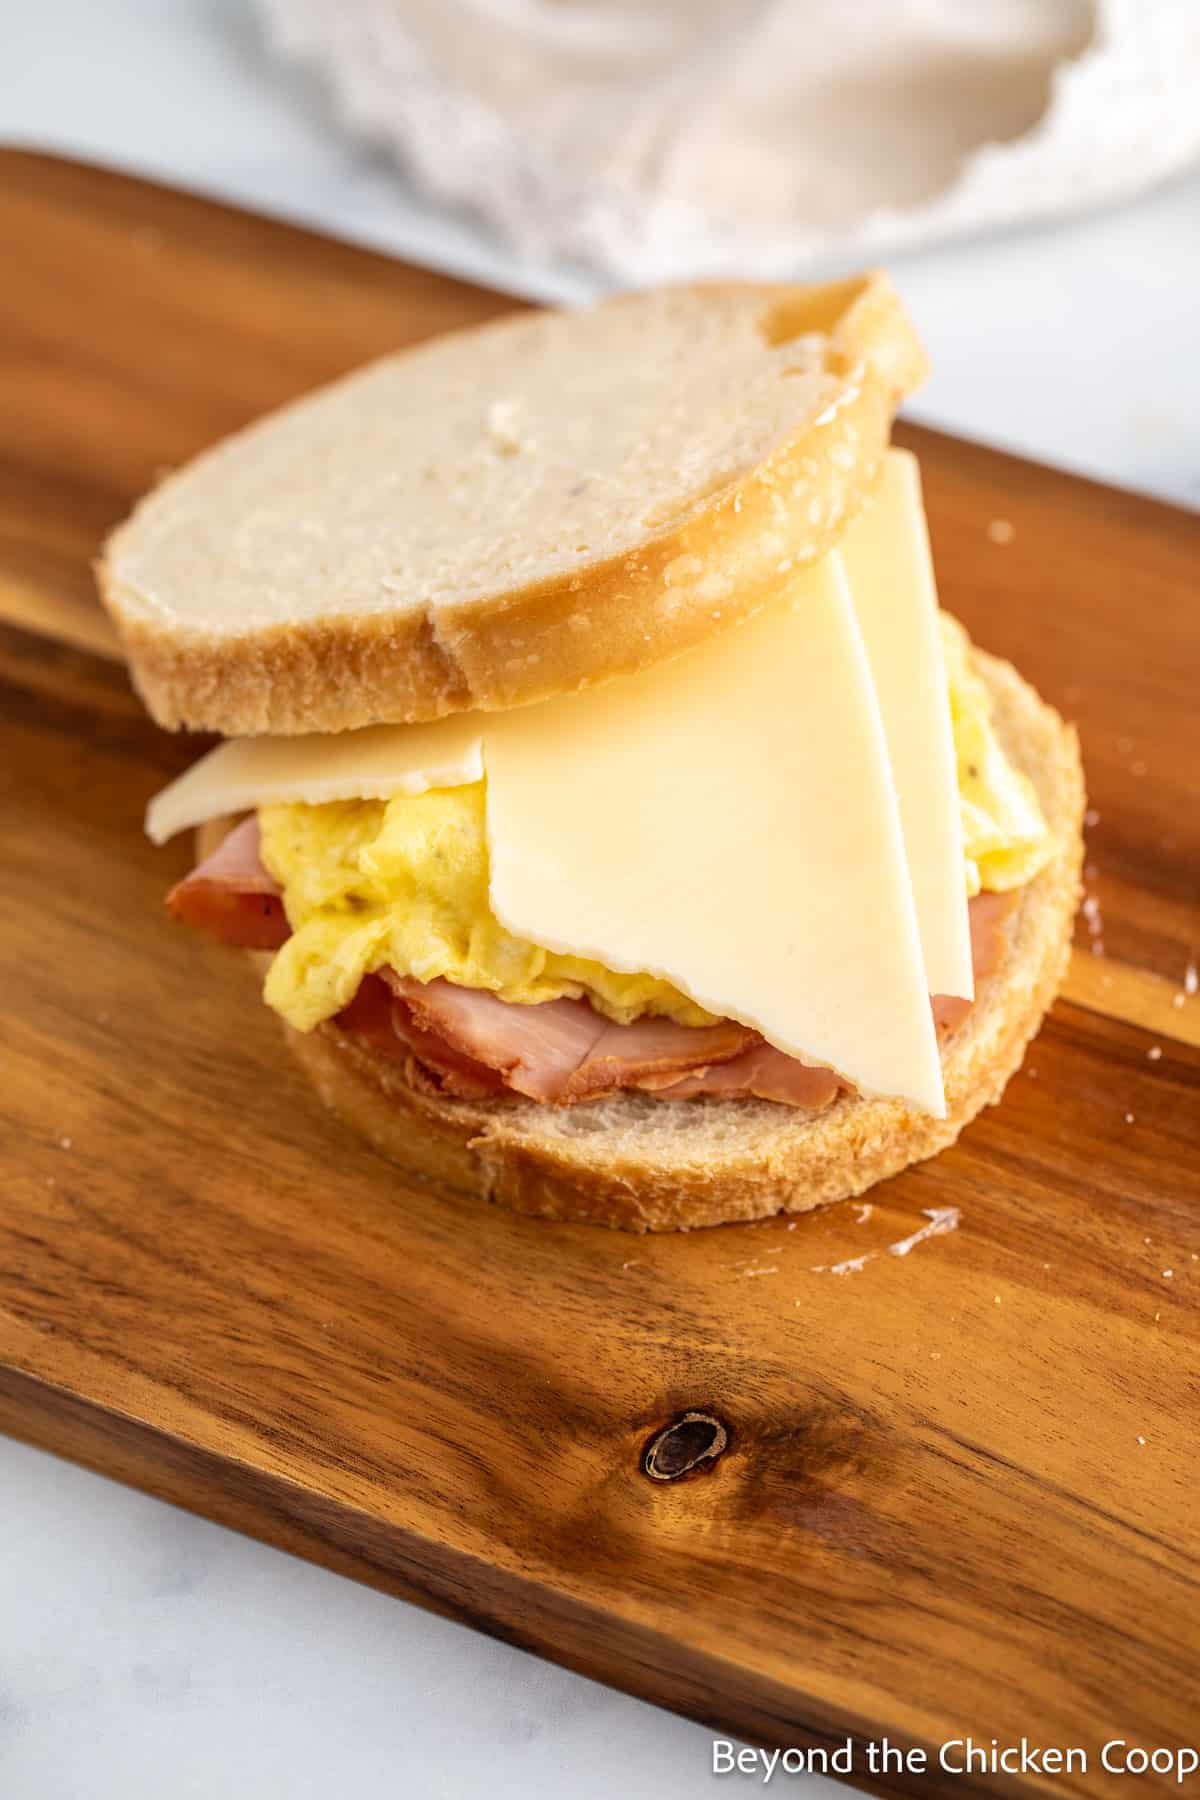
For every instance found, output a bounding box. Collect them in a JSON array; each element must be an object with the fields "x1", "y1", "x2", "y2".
[
  {"x1": 166, "y1": 824, "x2": 1020, "y2": 1109},
  {"x1": 337, "y1": 977, "x2": 508, "y2": 1100},
  {"x1": 931, "y1": 889, "x2": 1018, "y2": 1038},
  {"x1": 645, "y1": 1043, "x2": 844, "y2": 1108},
  {"x1": 381, "y1": 971, "x2": 754, "y2": 1104},
  {"x1": 165, "y1": 816, "x2": 289, "y2": 951}
]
